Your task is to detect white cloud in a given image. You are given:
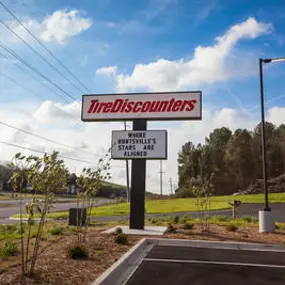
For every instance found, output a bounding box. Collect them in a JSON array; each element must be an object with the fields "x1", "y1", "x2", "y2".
[
  {"x1": 40, "y1": 10, "x2": 92, "y2": 44},
  {"x1": 96, "y1": 66, "x2": 117, "y2": 77},
  {"x1": 267, "y1": 107, "x2": 285, "y2": 126},
  {"x1": 0, "y1": 99, "x2": 284, "y2": 194},
  {"x1": 96, "y1": 17, "x2": 272, "y2": 92},
  {"x1": 1, "y1": 9, "x2": 92, "y2": 45},
  {"x1": 33, "y1": 101, "x2": 81, "y2": 123}
]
